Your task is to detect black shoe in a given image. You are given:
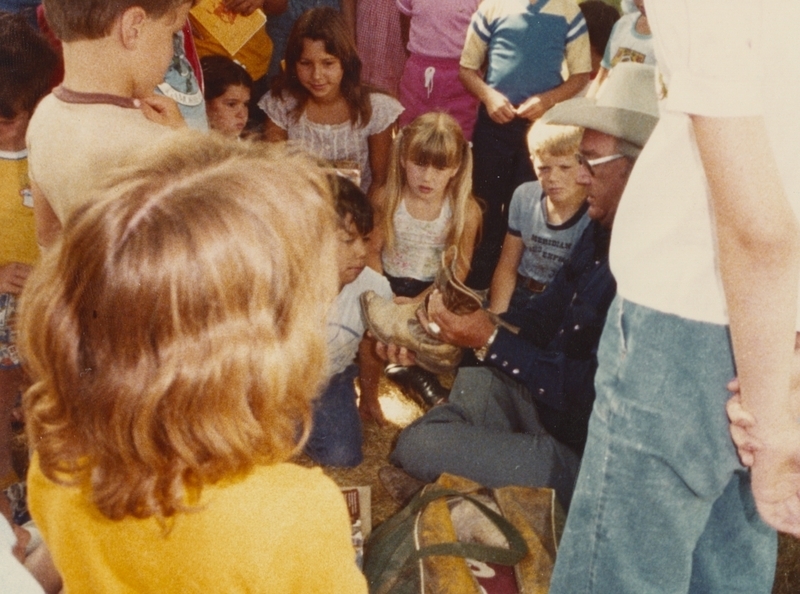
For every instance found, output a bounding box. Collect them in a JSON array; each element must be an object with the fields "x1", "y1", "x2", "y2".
[{"x1": 384, "y1": 365, "x2": 449, "y2": 408}]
